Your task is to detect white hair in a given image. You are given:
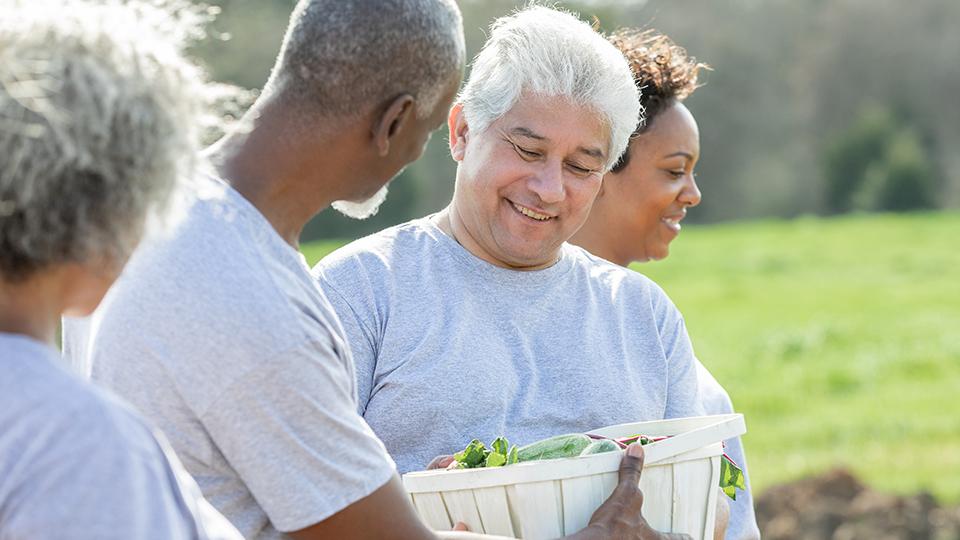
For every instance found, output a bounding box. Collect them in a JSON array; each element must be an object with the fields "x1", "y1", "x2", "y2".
[
  {"x1": 265, "y1": 0, "x2": 465, "y2": 122},
  {"x1": 0, "y1": 0, "x2": 219, "y2": 281},
  {"x1": 458, "y1": 5, "x2": 641, "y2": 170}
]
